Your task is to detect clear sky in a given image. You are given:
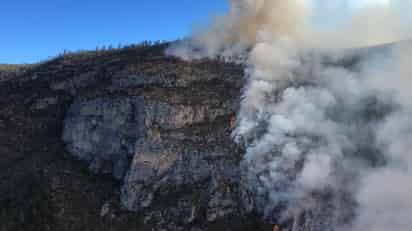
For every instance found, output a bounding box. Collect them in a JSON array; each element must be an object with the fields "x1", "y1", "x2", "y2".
[{"x1": 0, "y1": 0, "x2": 228, "y2": 64}]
